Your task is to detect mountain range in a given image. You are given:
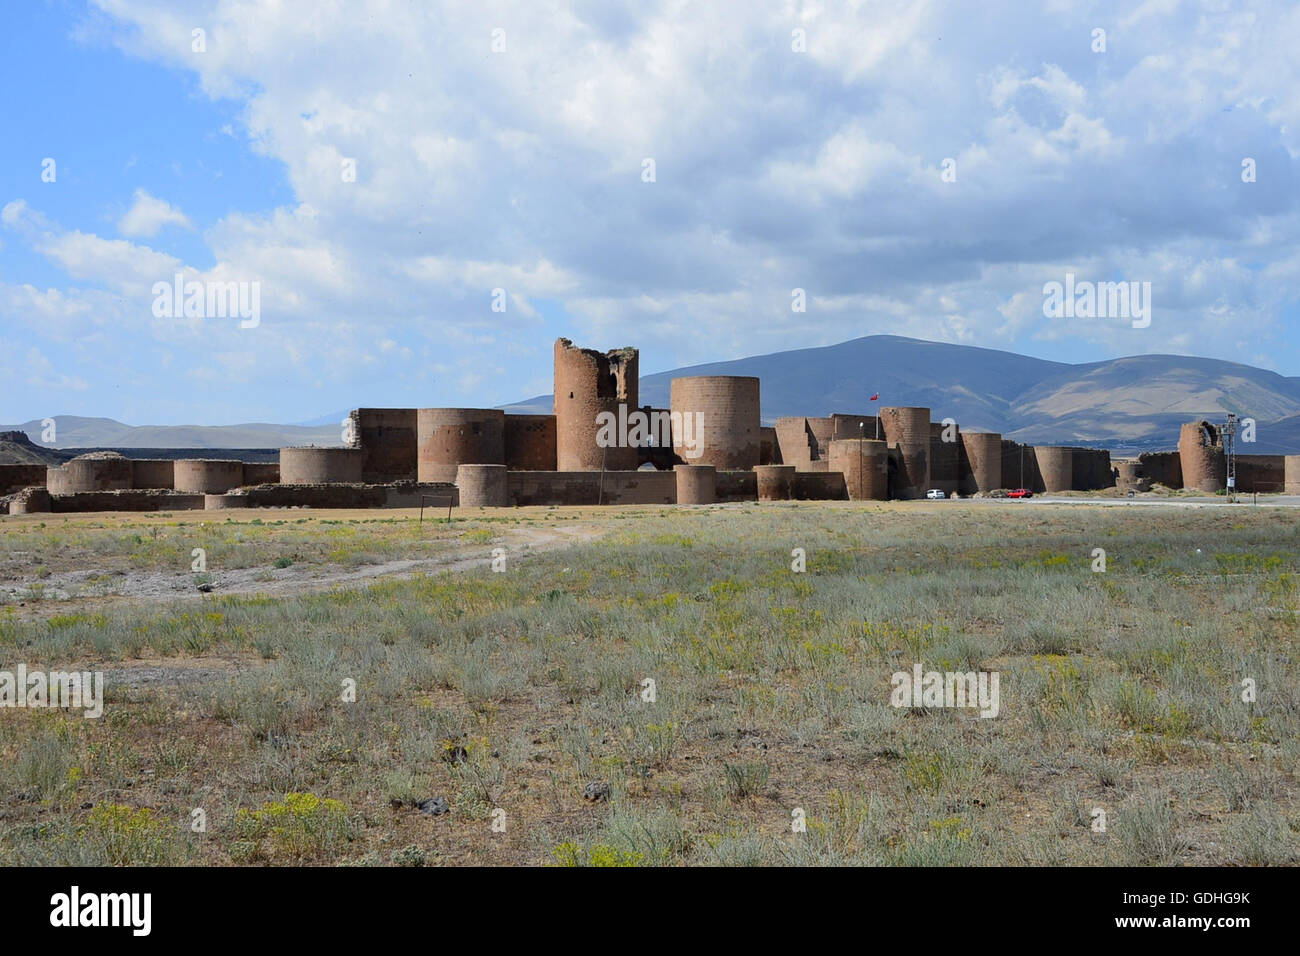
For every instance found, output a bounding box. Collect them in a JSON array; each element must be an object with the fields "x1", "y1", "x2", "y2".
[
  {"x1": 7, "y1": 336, "x2": 1300, "y2": 456},
  {"x1": 512, "y1": 335, "x2": 1300, "y2": 454}
]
